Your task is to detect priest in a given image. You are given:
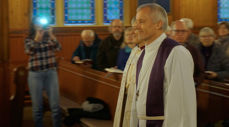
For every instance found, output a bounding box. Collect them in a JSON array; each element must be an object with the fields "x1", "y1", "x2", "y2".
[{"x1": 129, "y1": 3, "x2": 196, "y2": 127}]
